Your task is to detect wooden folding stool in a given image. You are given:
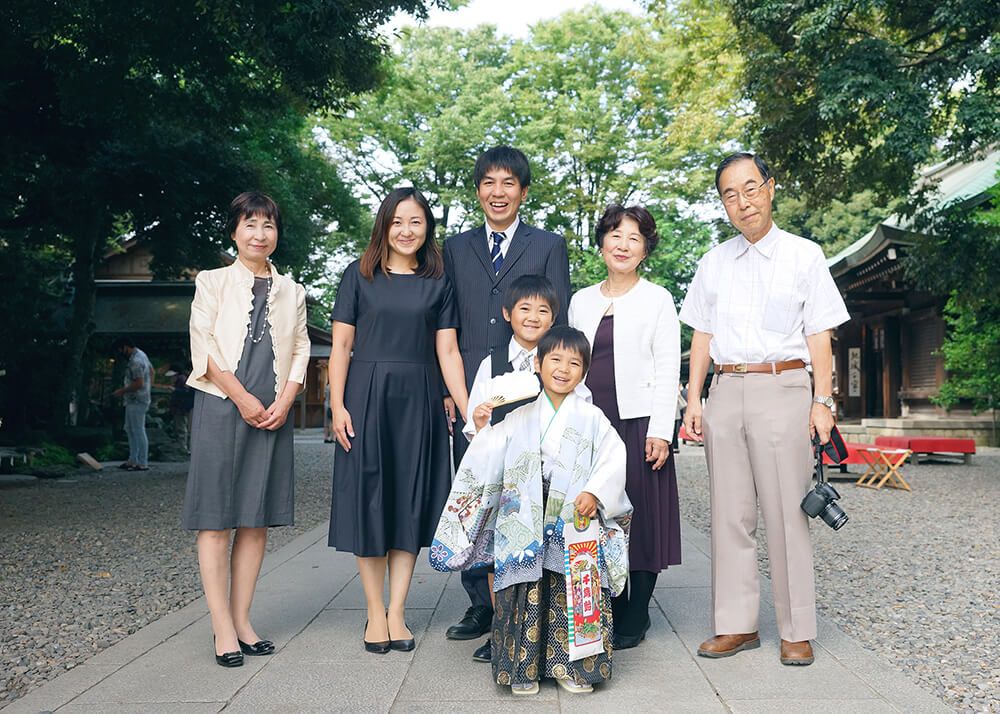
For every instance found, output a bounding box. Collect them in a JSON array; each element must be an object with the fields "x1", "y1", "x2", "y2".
[{"x1": 855, "y1": 447, "x2": 912, "y2": 491}]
